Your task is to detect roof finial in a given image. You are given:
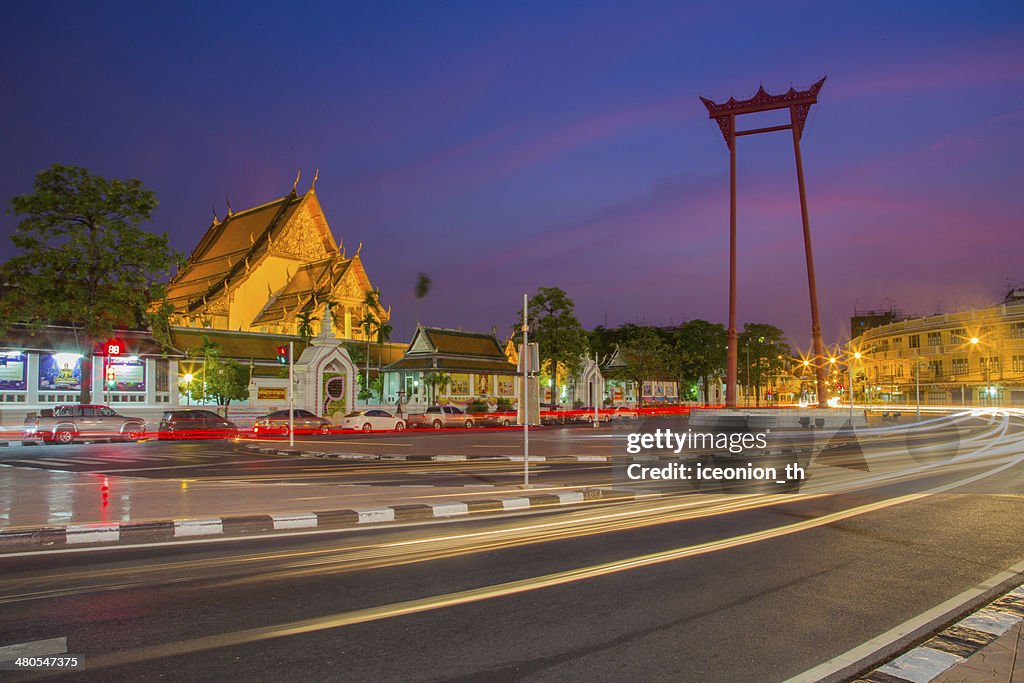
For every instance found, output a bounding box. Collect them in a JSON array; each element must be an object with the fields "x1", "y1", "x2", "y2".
[
  {"x1": 355, "y1": 241, "x2": 362, "y2": 256},
  {"x1": 249, "y1": 232, "x2": 255, "y2": 245},
  {"x1": 311, "y1": 167, "x2": 319, "y2": 190},
  {"x1": 226, "y1": 195, "x2": 233, "y2": 216},
  {"x1": 293, "y1": 168, "x2": 301, "y2": 193},
  {"x1": 267, "y1": 282, "x2": 272, "y2": 297},
  {"x1": 212, "y1": 205, "x2": 219, "y2": 224}
]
